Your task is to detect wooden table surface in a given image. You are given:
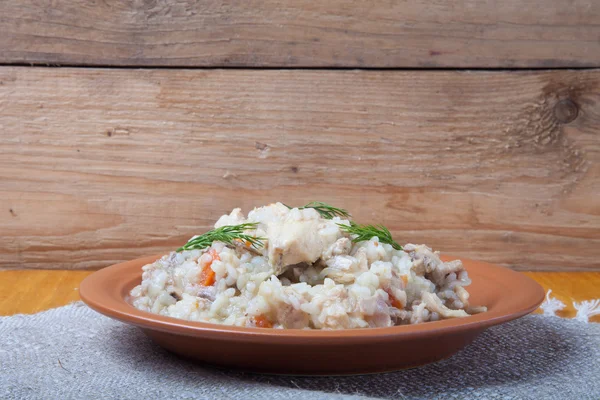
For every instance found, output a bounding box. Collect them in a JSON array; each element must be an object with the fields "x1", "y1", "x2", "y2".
[{"x1": 1, "y1": 270, "x2": 598, "y2": 322}]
